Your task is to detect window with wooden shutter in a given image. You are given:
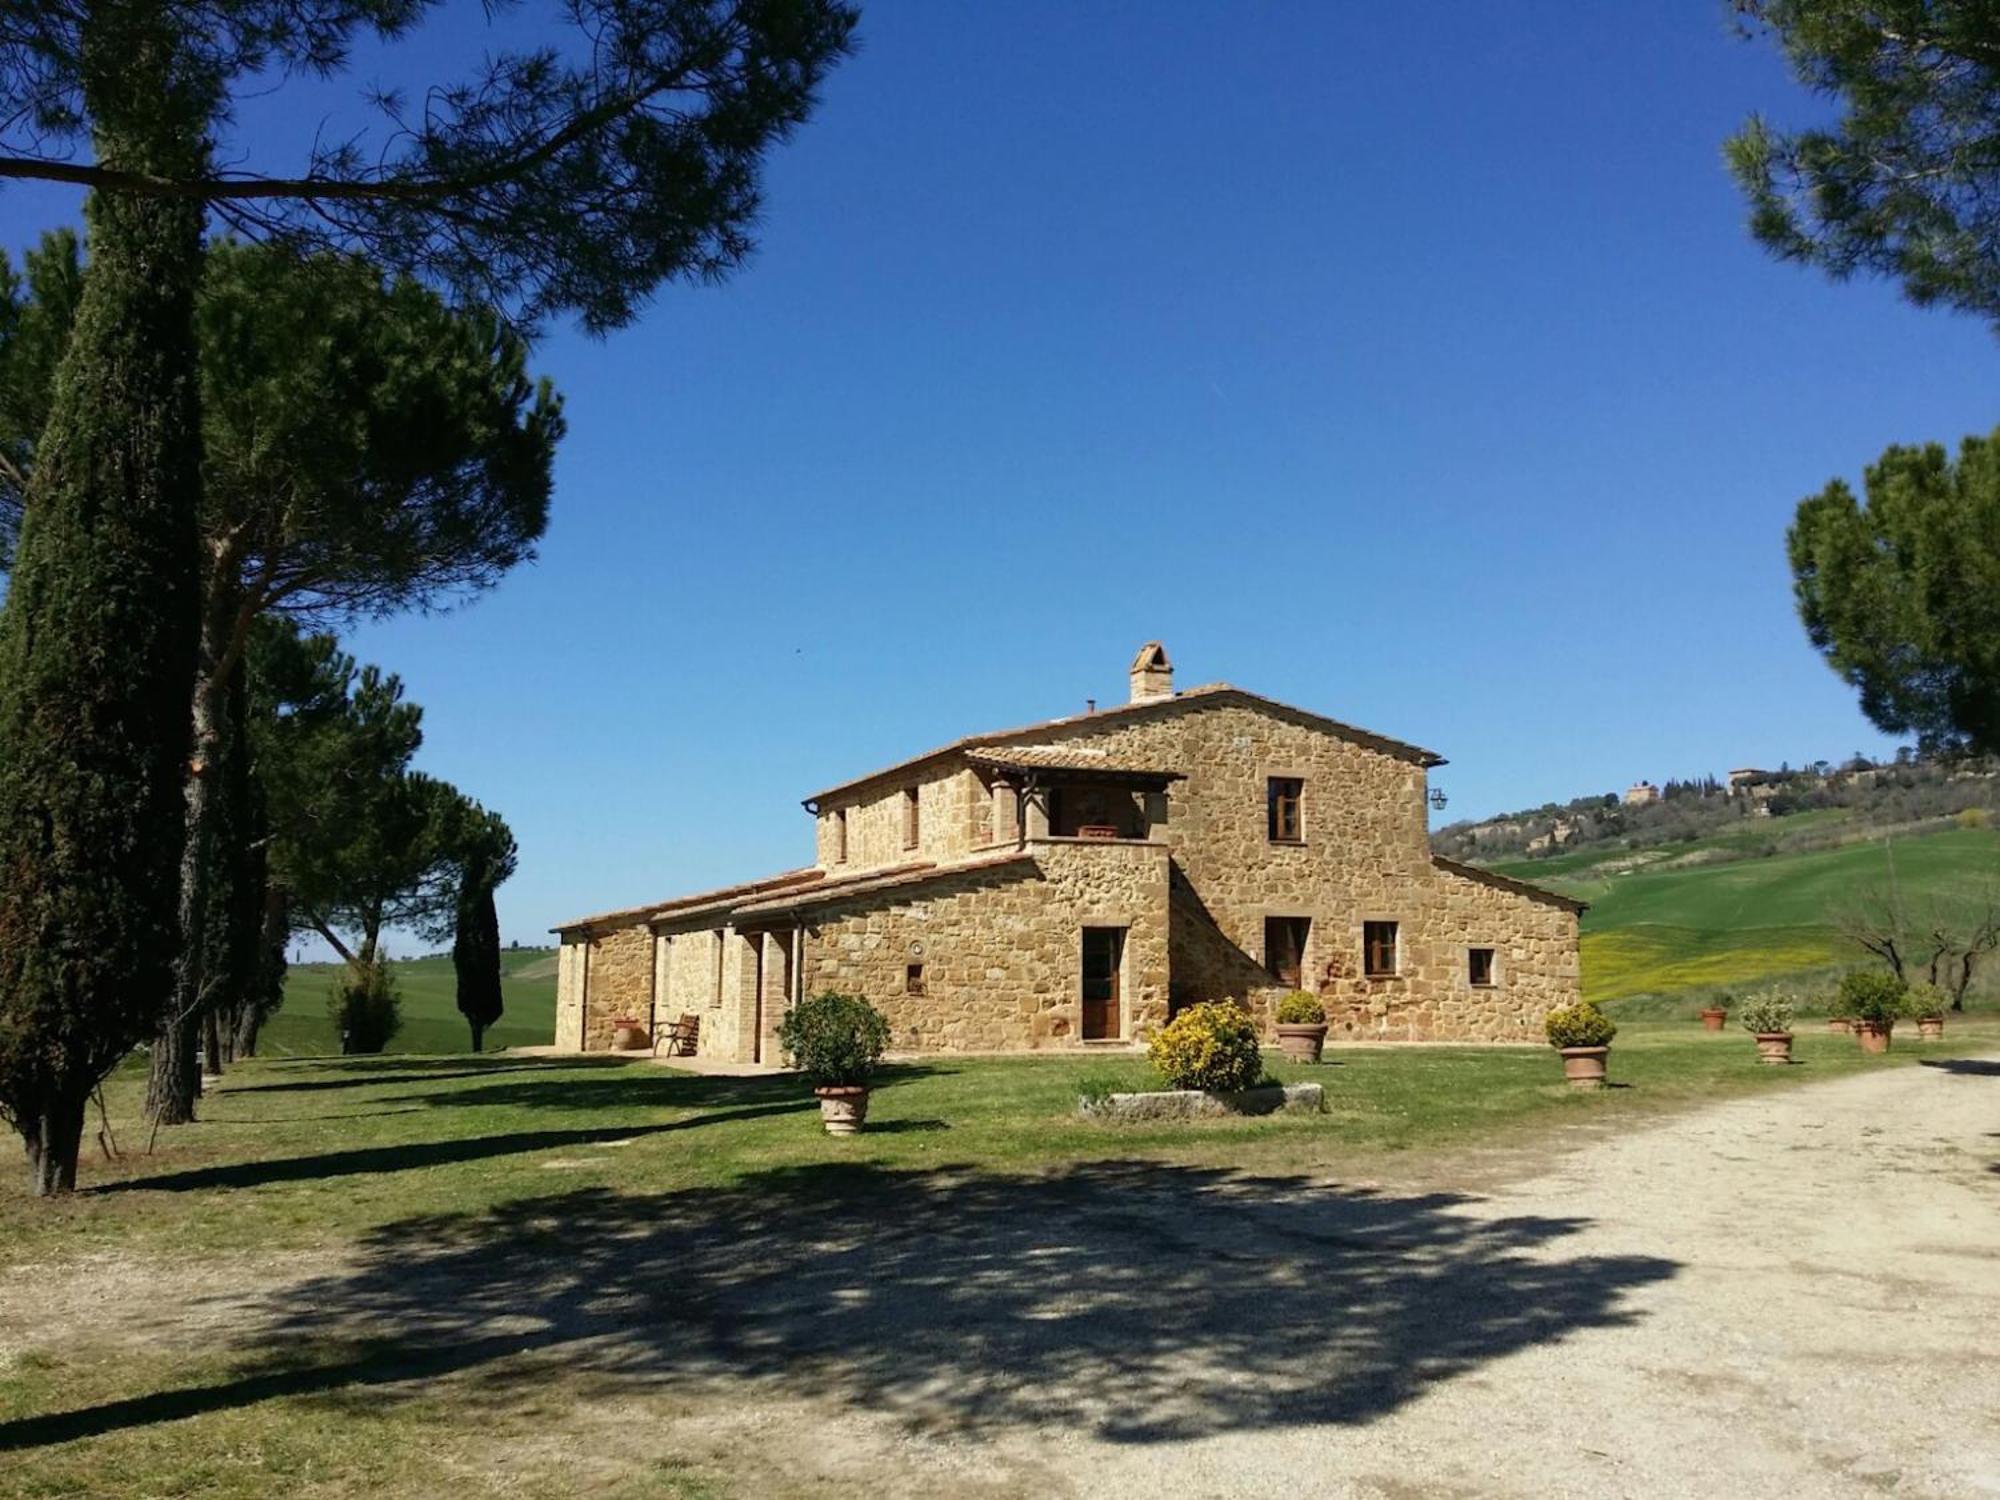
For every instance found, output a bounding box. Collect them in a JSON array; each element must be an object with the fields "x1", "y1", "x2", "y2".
[
  {"x1": 1363, "y1": 921, "x2": 1399, "y2": 979},
  {"x1": 1264, "y1": 916, "x2": 1310, "y2": 987},
  {"x1": 1267, "y1": 777, "x2": 1303, "y2": 843}
]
